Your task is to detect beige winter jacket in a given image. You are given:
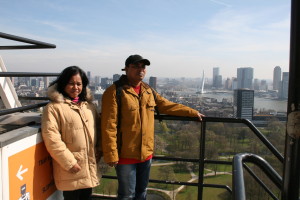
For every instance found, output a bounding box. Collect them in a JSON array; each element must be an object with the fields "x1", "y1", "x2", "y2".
[
  {"x1": 42, "y1": 84, "x2": 100, "y2": 191},
  {"x1": 101, "y1": 77, "x2": 199, "y2": 163}
]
